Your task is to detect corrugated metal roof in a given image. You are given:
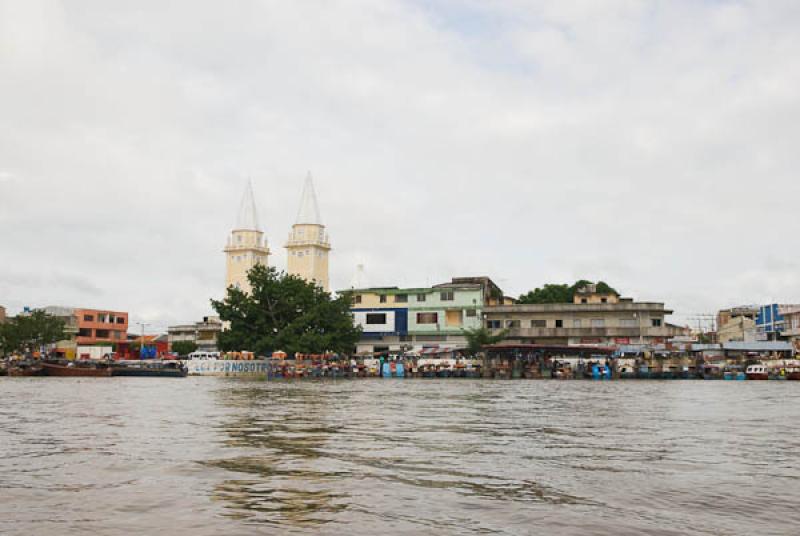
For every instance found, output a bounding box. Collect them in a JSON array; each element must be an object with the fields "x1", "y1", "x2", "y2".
[{"x1": 722, "y1": 341, "x2": 793, "y2": 351}]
